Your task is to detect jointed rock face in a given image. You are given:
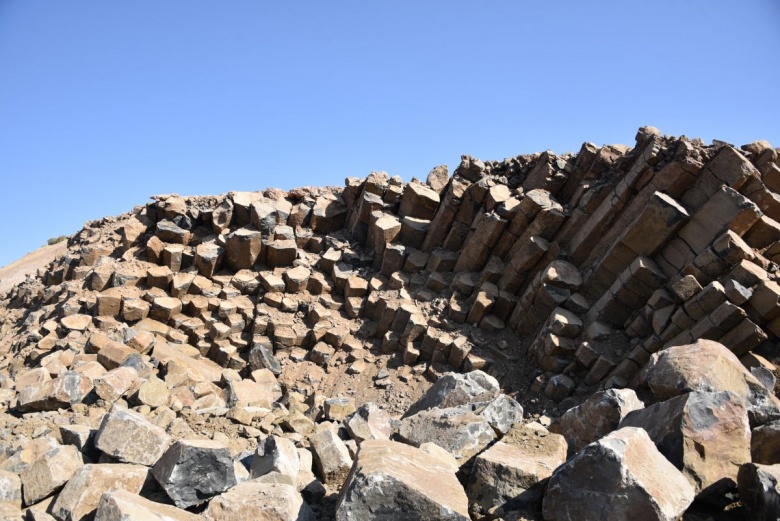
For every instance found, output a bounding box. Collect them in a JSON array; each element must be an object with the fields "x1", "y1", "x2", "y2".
[{"x1": 0, "y1": 127, "x2": 779, "y2": 519}]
